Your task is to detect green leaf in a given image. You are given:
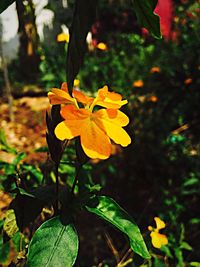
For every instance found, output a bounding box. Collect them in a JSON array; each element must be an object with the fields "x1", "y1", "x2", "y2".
[
  {"x1": 0, "y1": 129, "x2": 17, "y2": 154},
  {"x1": 13, "y1": 152, "x2": 26, "y2": 166},
  {"x1": 132, "y1": 0, "x2": 161, "y2": 39},
  {"x1": 189, "y1": 262, "x2": 200, "y2": 267},
  {"x1": 86, "y1": 196, "x2": 150, "y2": 259},
  {"x1": 0, "y1": 237, "x2": 10, "y2": 264},
  {"x1": 0, "y1": 0, "x2": 15, "y2": 14},
  {"x1": 3, "y1": 209, "x2": 19, "y2": 238},
  {"x1": 66, "y1": 0, "x2": 97, "y2": 94},
  {"x1": 180, "y1": 241, "x2": 193, "y2": 251},
  {"x1": 27, "y1": 217, "x2": 79, "y2": 267}
]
